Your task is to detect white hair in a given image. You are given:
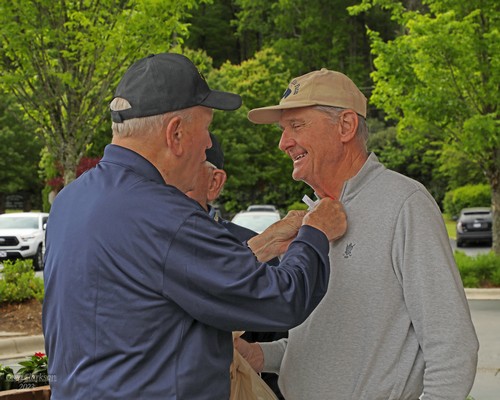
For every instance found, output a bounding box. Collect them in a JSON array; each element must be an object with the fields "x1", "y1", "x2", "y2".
[
  {"x1": 110, "y1": 97, "x2": 192, "y2": 138},
  {"x1": 313, "y1": 105, "x2": 369, "y2": 149}
]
